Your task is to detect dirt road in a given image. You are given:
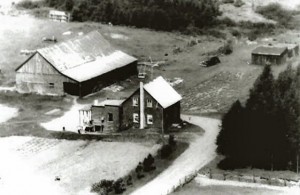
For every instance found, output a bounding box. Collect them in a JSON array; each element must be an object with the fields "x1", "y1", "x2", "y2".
[{"x1": 130, "y1": 115, "x2": 221, "y2": 195}]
